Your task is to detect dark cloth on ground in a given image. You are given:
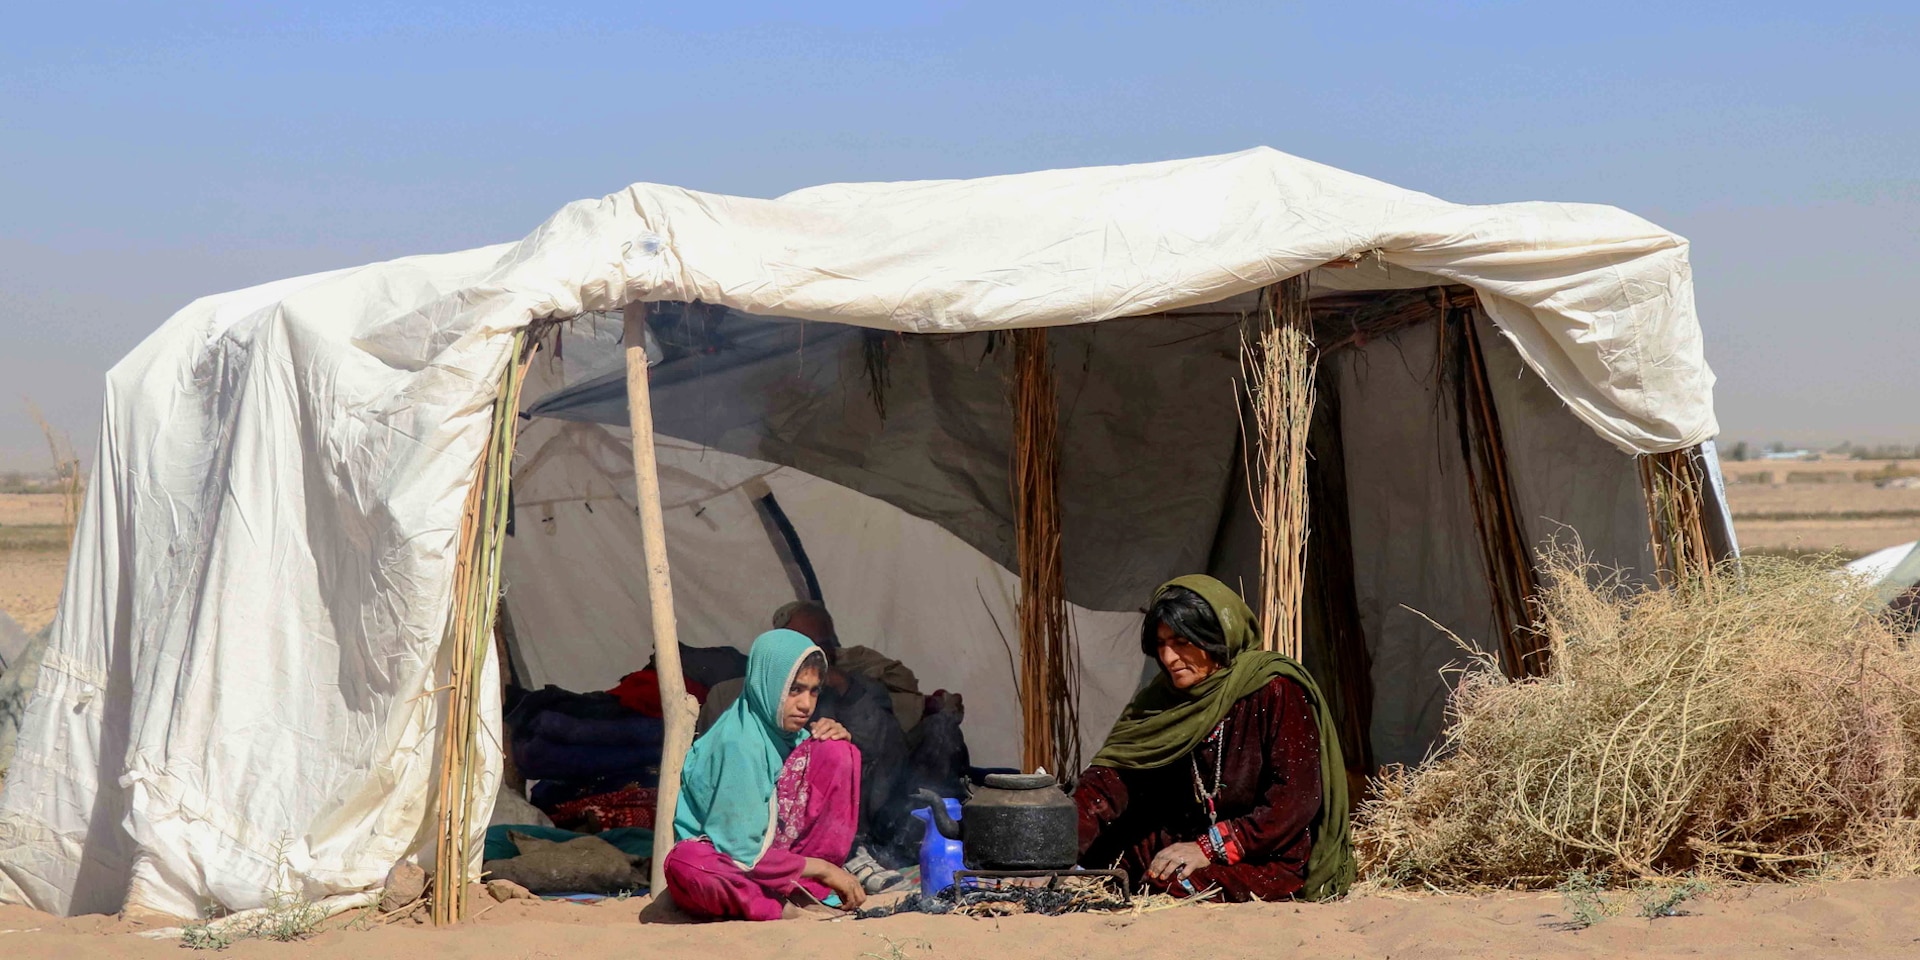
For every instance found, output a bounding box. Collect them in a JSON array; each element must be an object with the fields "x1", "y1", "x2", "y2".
[
  {"x1": 1075, "y1": 676, "x2": 1321, "y2": 902},
  {"x1": 482, "y1": 831, "x2": 648, "y2": 895}
]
